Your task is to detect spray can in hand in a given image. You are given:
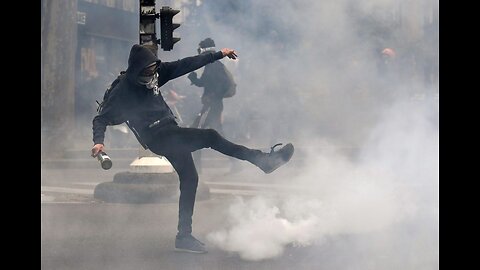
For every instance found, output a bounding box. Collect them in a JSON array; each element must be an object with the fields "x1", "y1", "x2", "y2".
[{"x1": 97, "y1": 151, "x2": 112, "y2": 170}]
